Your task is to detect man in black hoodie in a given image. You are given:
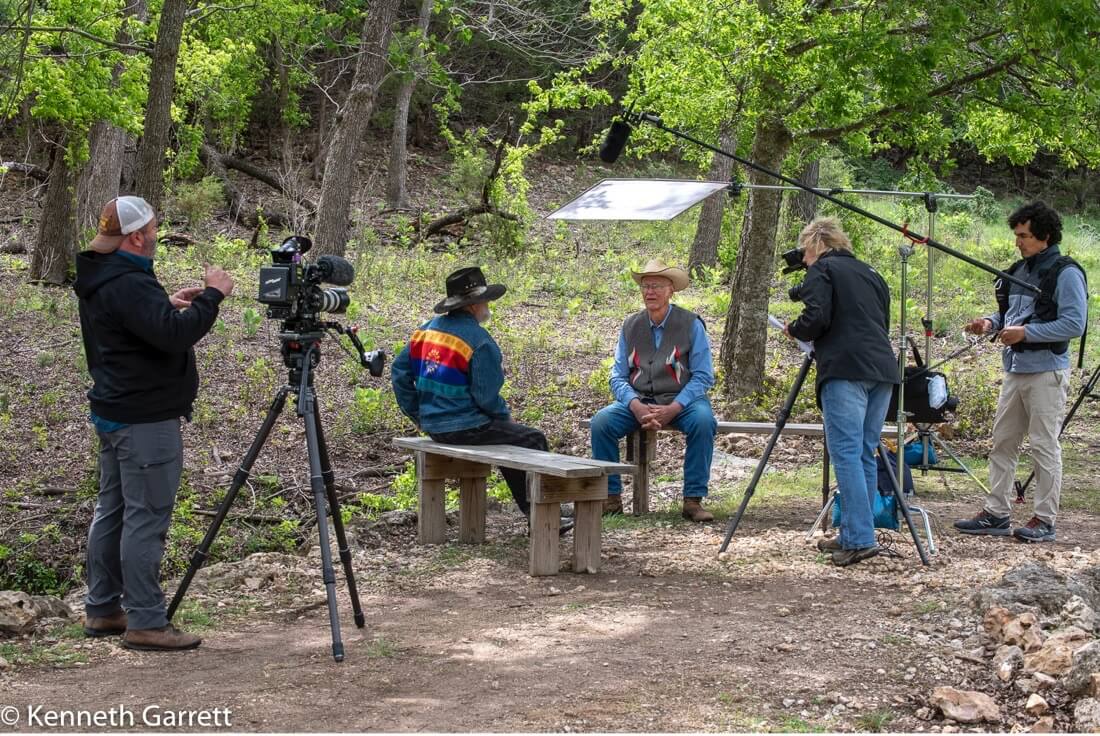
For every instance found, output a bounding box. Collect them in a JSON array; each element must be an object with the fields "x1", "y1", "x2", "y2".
[{"x1": 74, "y1": 196, "x2": 233, "y2": 651}]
